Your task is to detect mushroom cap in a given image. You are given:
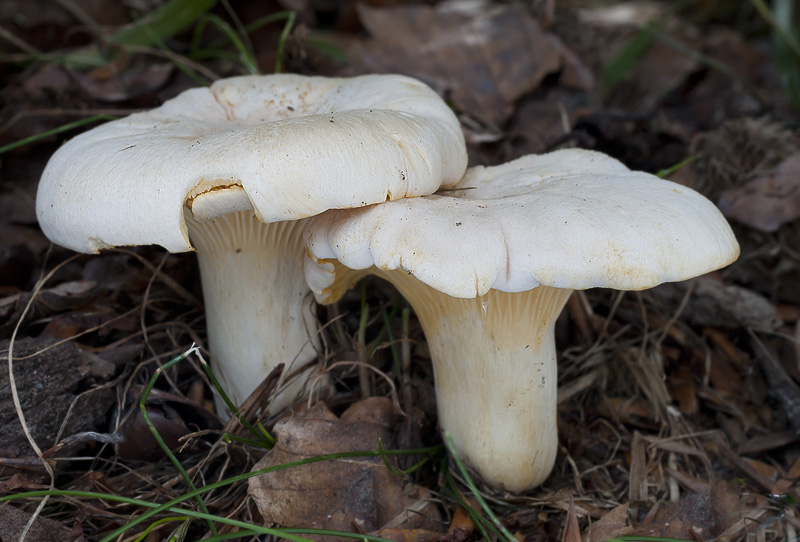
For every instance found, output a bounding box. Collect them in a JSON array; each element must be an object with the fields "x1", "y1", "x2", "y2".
[
  {"x1": 305, "y1": 149, "x2": 740, "y2": 300},
  {"x1": 36, "y1": 74, "x2": 467, "y2": 253}
]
